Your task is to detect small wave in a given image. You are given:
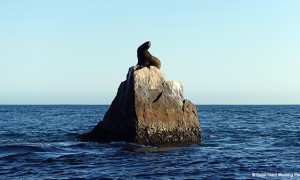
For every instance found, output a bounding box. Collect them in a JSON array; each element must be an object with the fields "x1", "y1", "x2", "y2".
[
  {"x1": 0, "y1": 144, "x2": 48, "y2": 153},
  {"x1": 0, "y1": 151, "x2": 33, "y2": 160},
  {"x1": 0, "y1": 132, "x2": 26, "y2": 138},
  {"x1": 0, "y1": 144, "x2": 63, "y2": 157},
  {"x1": 209, "y1": 135, "x2": 217, "y2": 138}
]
